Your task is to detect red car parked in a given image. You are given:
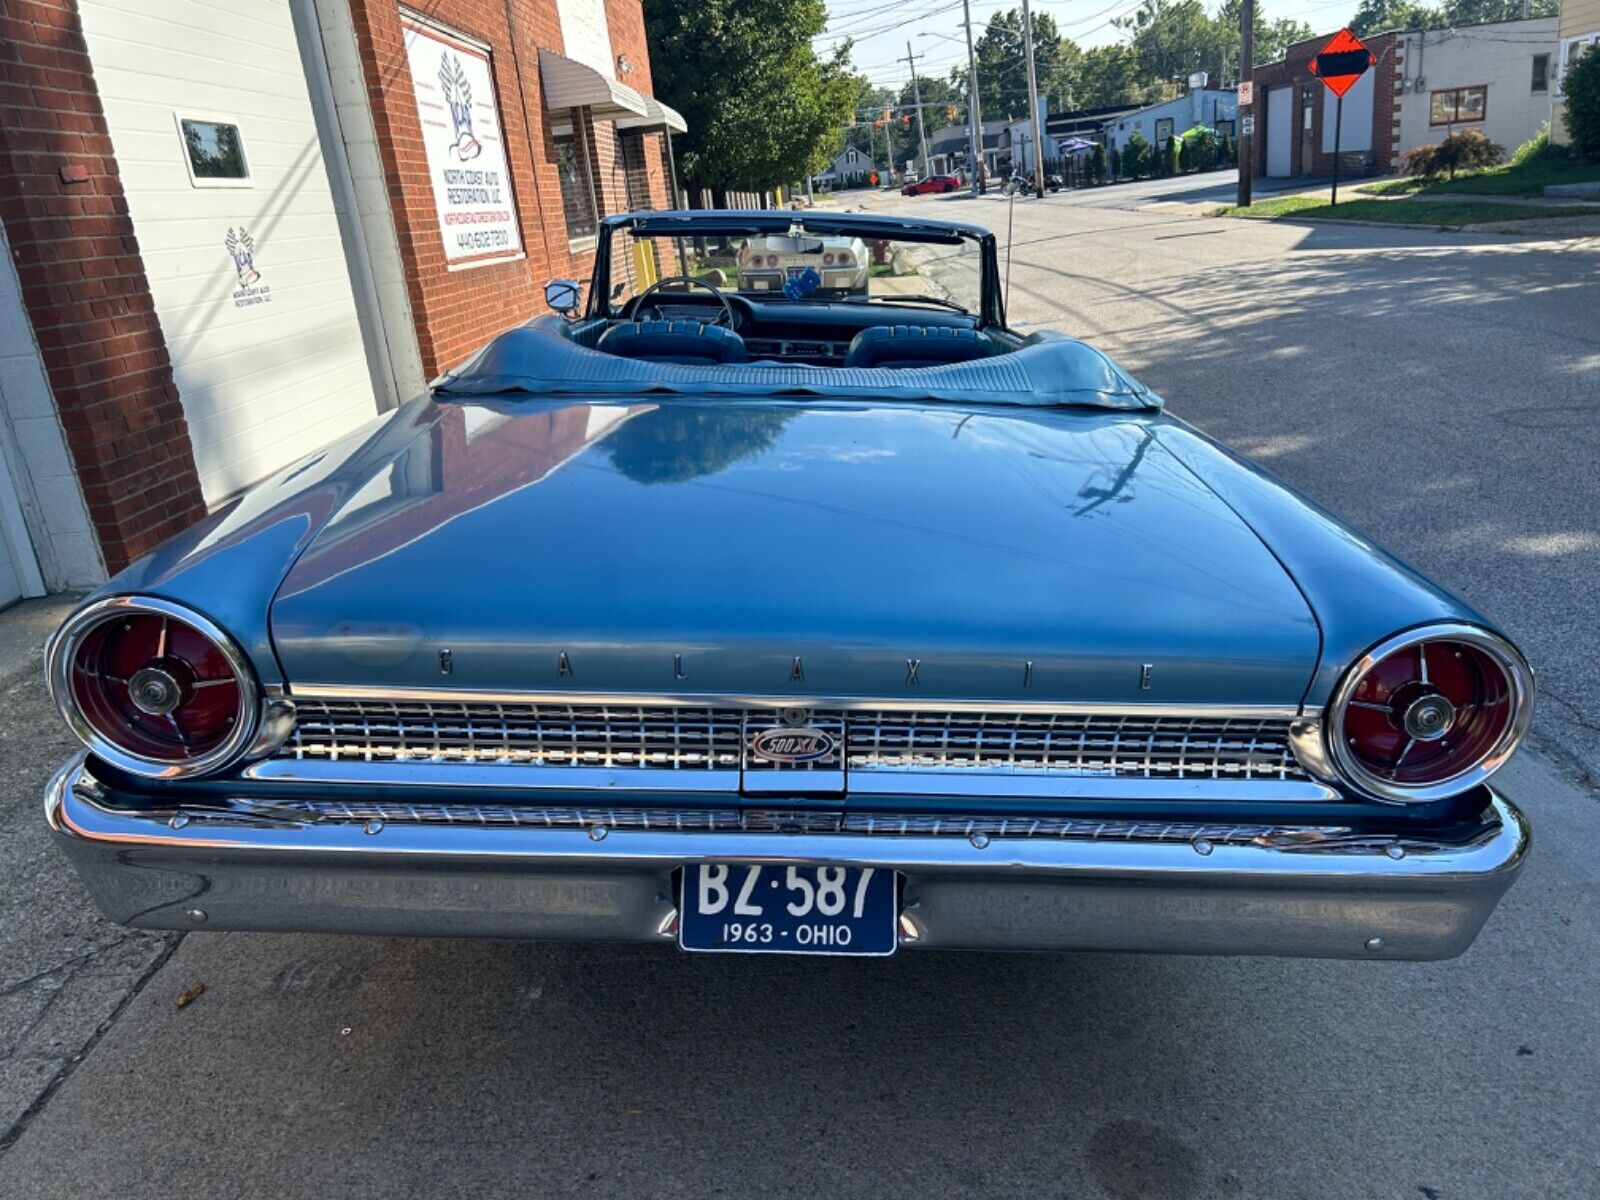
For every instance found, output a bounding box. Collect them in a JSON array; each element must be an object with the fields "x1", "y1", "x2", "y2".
[{"x1": 900, "y1": 173, "x2": 960, "y2": 196}]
